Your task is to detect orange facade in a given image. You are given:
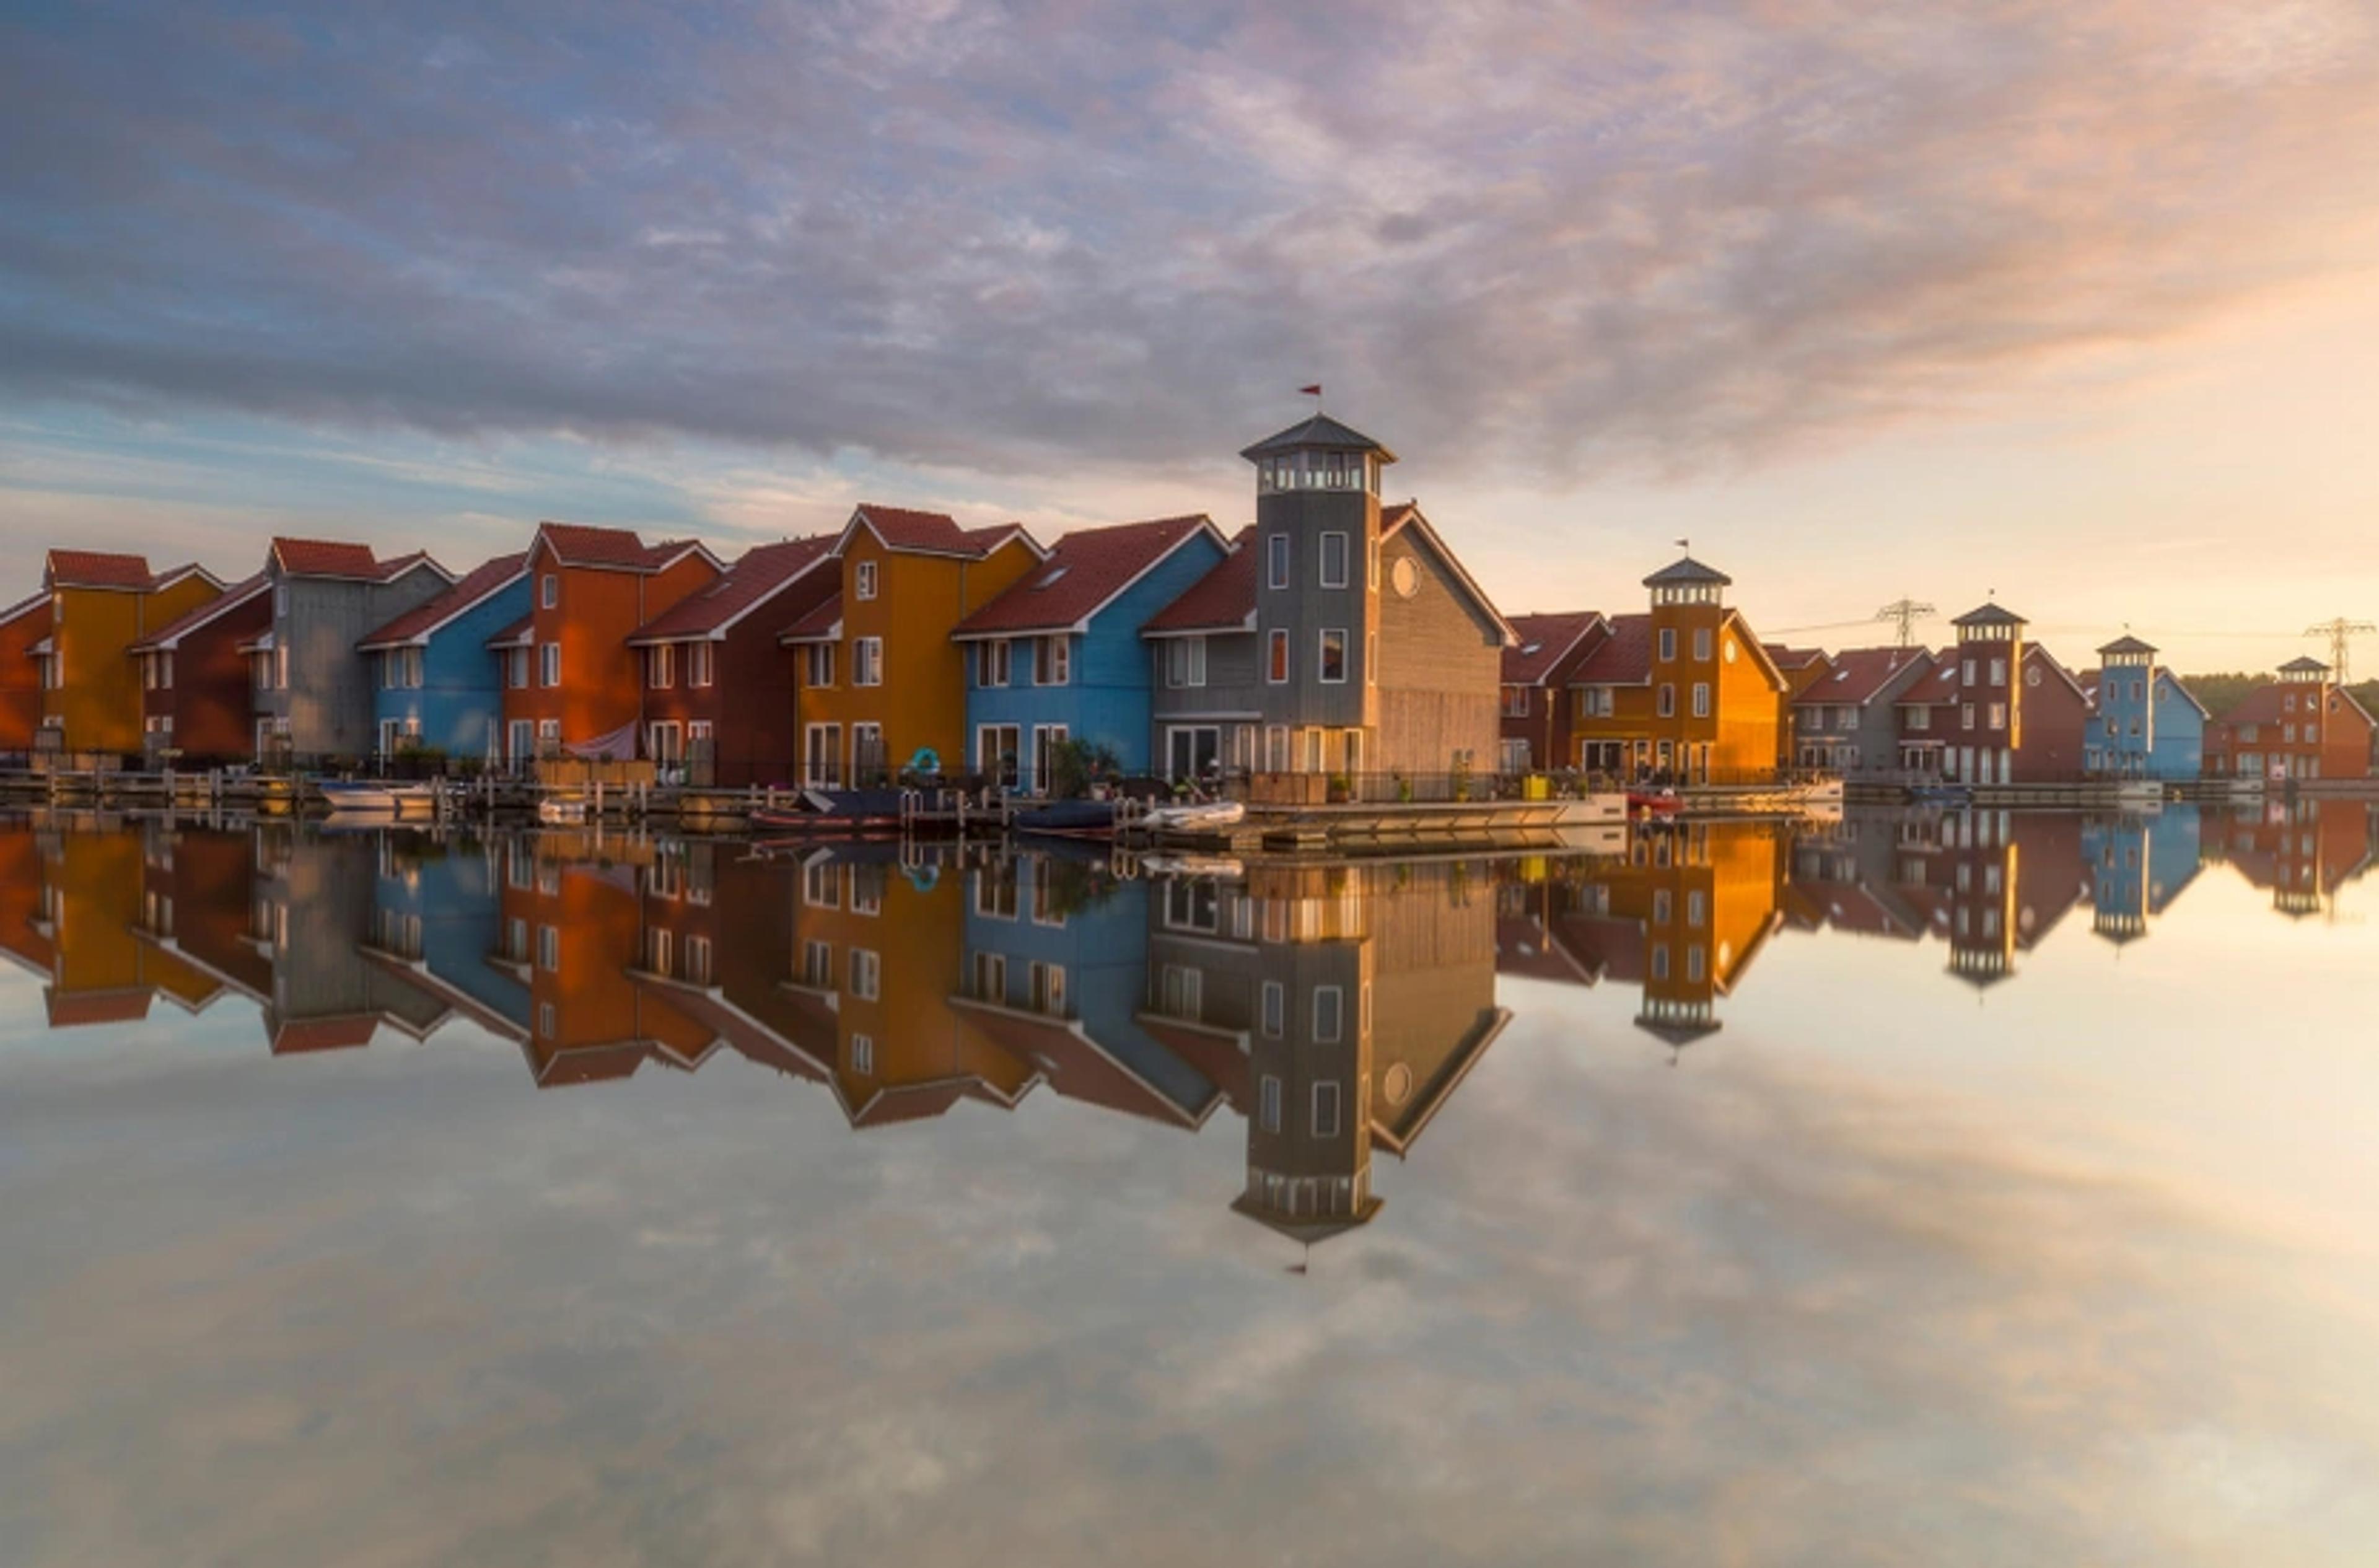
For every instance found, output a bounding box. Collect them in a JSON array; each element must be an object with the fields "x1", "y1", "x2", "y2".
[
  {"x1": 503, "y1": 530, "x2": 719, "y2": 758},
  {"x1": 1571, "y1": 607, "x2": 1789, "y2": 782},
  {"x1": 0, "y1": 595, "x2": 50, "y2": 756},
  {"x1": 800, "y1": 519, "x2": 1040, "y2": 782},
  {"x1": 41, "y1": 569, "x2": 223, "y2": 756}
]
